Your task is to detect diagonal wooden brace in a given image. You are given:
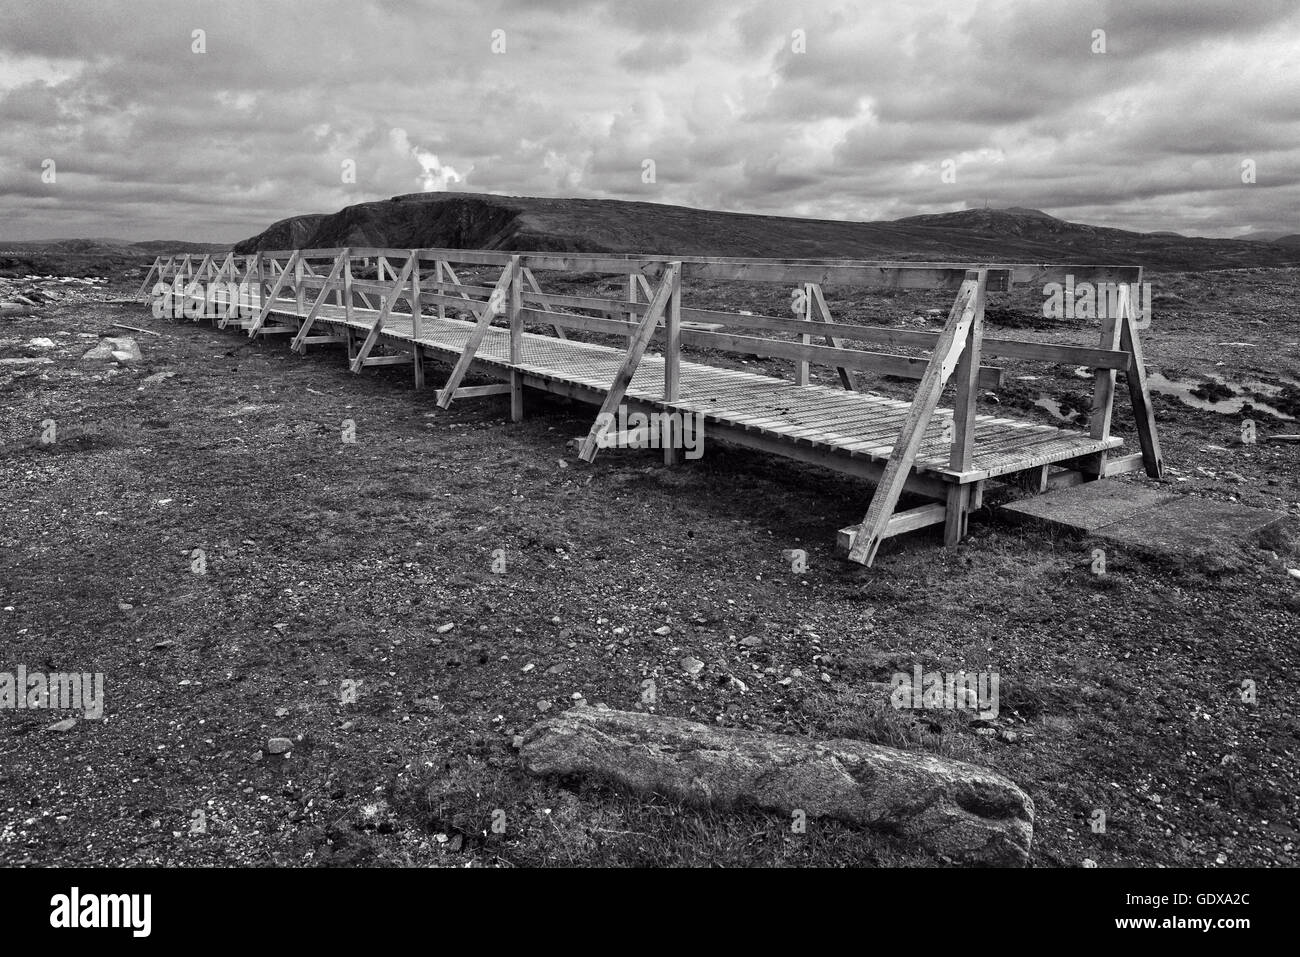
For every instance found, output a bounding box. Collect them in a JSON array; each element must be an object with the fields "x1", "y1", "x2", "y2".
[
  {"x1": 1119, "y1": 285, "x2": 1164, "y2": 479},
  {"x1": 350, "y1": 255, "x2": 414, "y2": 372},
  {"x1": 577, "y1": 262, "x2": 680, "y2": 462},
  {"x1": 808, "y1": 283, "x2": 858, "y2": 391},
  {"x1": 135, "y1": 257, "x2": 162, "y2": 301},
  {"x1": 244, "y1": 250, "x2": 300, "y2": 334},
  {"x1": 290, "y1": 251, "x2": 348, "y2": 353},
  {"x1": 845, "y1": 271, "x2": 986, "y2": 565},
  {"x1": 434, "y1": 257, "x2": 518, "y2": 406}
]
